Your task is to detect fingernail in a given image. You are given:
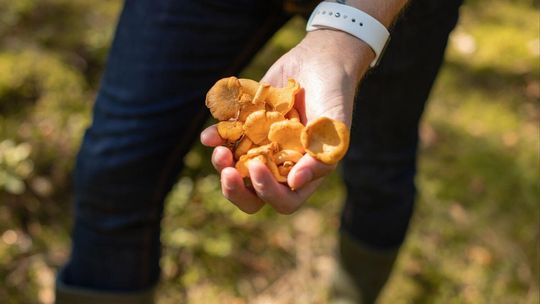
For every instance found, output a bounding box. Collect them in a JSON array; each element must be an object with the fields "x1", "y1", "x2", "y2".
[{"x1": 294, "y1": 169, "x2": 312, "y2": 189}]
